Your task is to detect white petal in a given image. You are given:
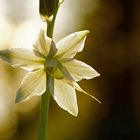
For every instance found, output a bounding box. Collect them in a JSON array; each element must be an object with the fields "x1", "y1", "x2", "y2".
[
  {"x1": 61, "y1": 59, "x2": 100, "y2": 81},
  {"x1": 73, "y1": 82, "x2": 101, "y2": 104},
  {"x1": 56, "y1": 30, "x2": 89, "y2": 58},
  {"x1": 33, "y1": 30, "x2": 55, "y2": 57},
  {"x1": 15, "y1": 66, "x2": 46, "y2": 103},
  {"x1": 0, "y1": 48, "x2": 44, "y2": 71},
  {"x1": 21, "y1": 65, "x2": 44, "y2": 72},
  {"x1": 52, "y1": 79, "x2": 78, "y2": 116}
]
